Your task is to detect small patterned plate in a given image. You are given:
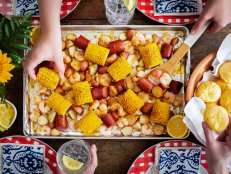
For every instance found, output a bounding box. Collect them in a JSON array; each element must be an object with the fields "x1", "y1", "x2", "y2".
[
  {"x1": 0, "y1": 0, "x2": 80, "y2": 25},
  {"x1": 127, "y1": 140, "x2": 209, "y2": 174},
  {"x1": 136, "y1": 0, "x2": 207, "y2": 25},
  {"x1": 0, "y1": 135, "x2": 57, "y2": 173}
]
